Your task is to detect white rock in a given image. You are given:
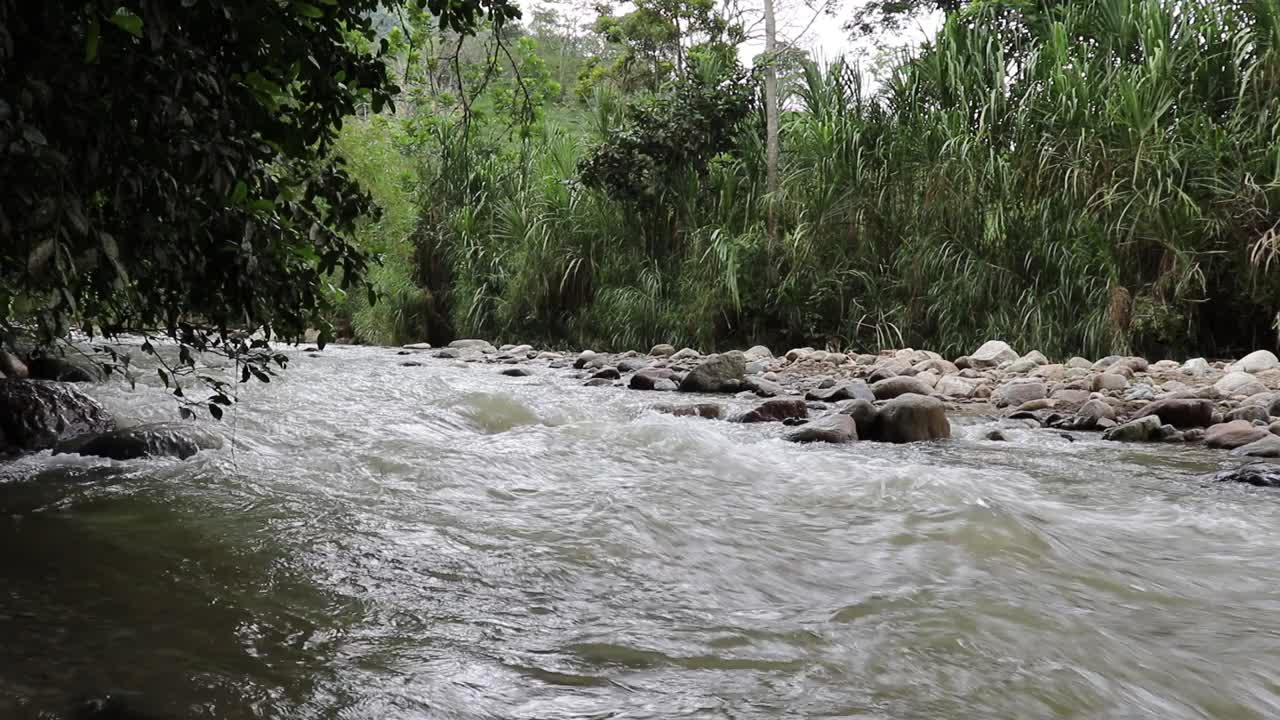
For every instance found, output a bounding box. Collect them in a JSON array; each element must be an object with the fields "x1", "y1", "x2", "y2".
[
  {"x1": 1066, "y1": 357, "x2": 1093, "y2": 369},
  {"x1": 402, "y1": 342, "x2": 433, "y2": 350},
  {"x1": 1092, "y1": 373, "x2": 1129, "y2": 392},
  {"x1": 1151, "y1": 360, "x2": 1180, "y2": 371},
  {"x1": 743, "y1": 345, "x2": 773, "y2": 361},
  {"x1": 1019, "y1": 350, "x2": 1049, "y2": 365},
  {"x1": 936, "y1": 375, "x2": 978, "y2": 399},
  {"x1": 1231, "y1": 350, "x2": 1280, "y2": 374},
  {"x1": 670, "y1": 348, "x2": 701, "y2": 361},
  {"x1": 970, "y1": 340, "x2": 1018, "y2": 368},
  {"x1": 1215, "y1": 371, "x2": 1268, "y2": 397},
  {"x1": 1181, "y1": 358, "x2": 1210, "y2": 377},
  {"x1": 449, "y1": 339, "x2": 497, "y2": 353},
  {"x1": 785, "y1": 347, "x2": 814, "y2": 363}
]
